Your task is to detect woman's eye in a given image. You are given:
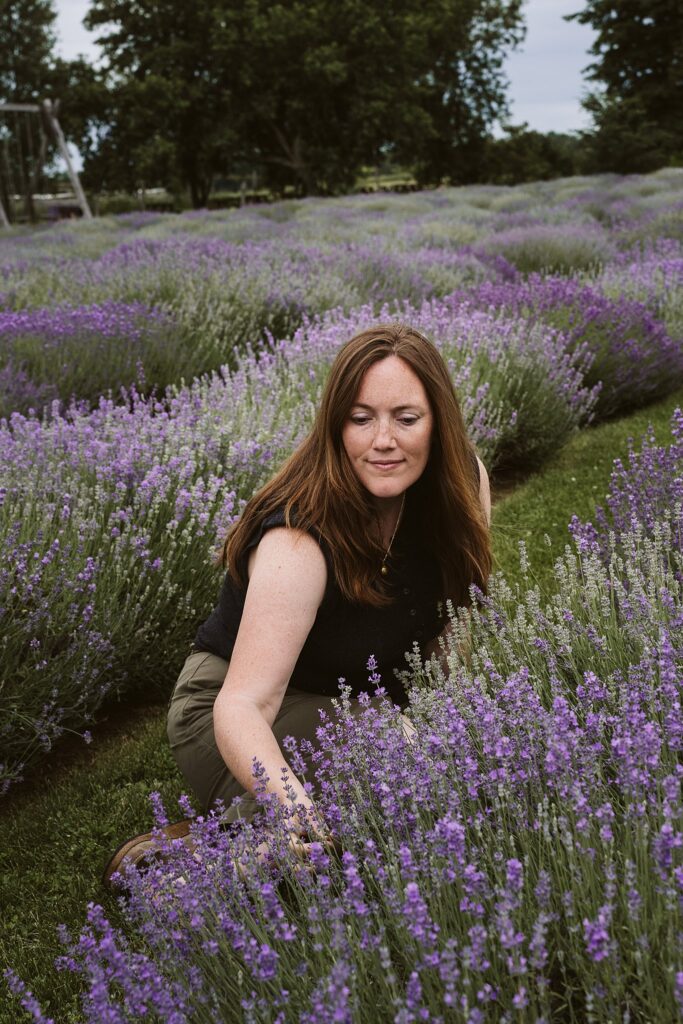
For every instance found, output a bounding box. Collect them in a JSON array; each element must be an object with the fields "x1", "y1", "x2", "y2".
[{"x1": 349, "y1": 414, "x2": 418, "y2": 426}]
